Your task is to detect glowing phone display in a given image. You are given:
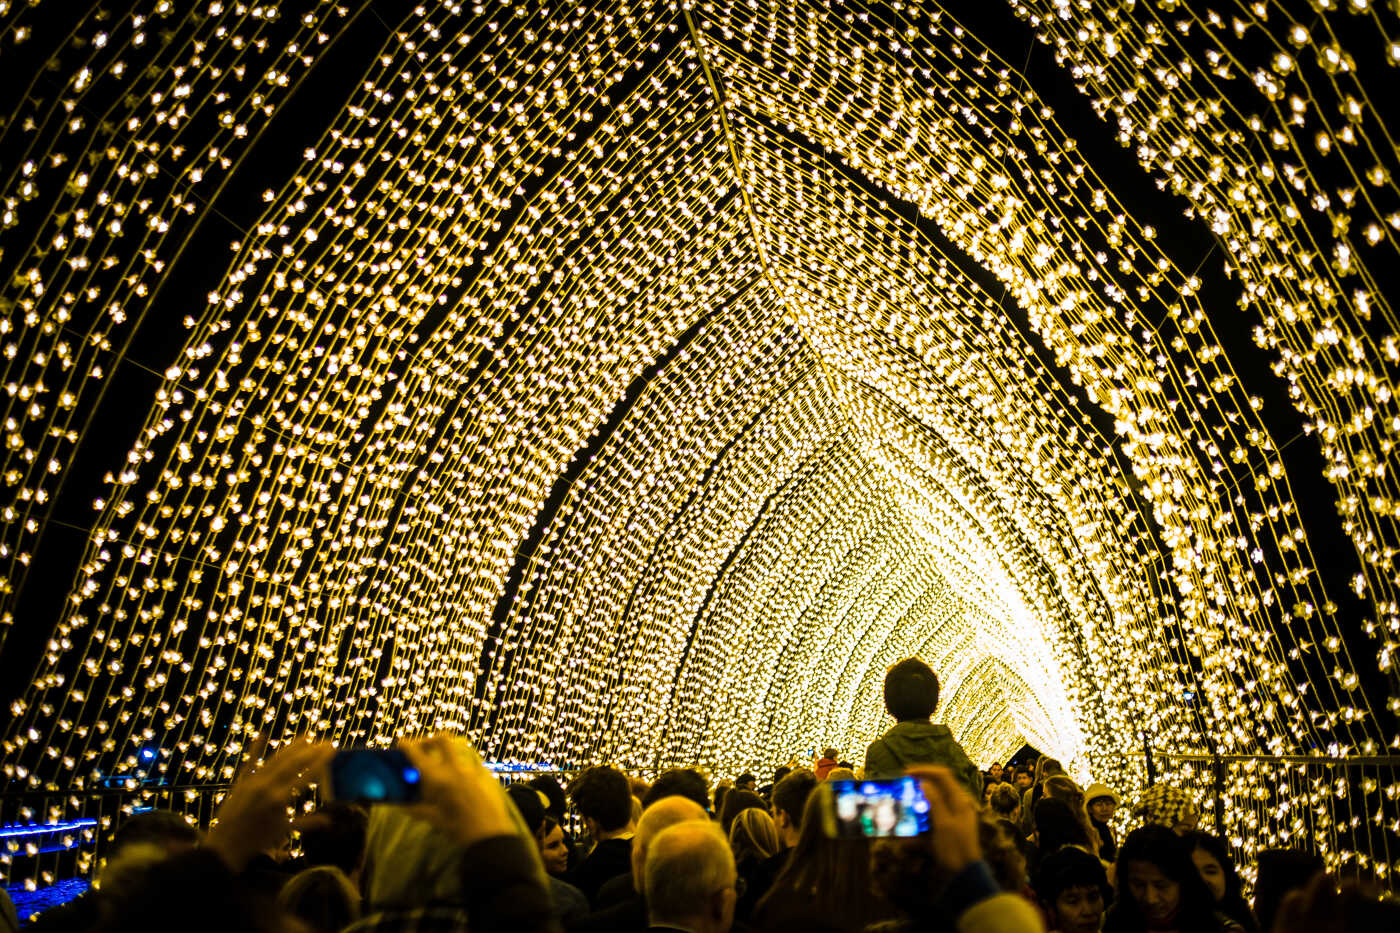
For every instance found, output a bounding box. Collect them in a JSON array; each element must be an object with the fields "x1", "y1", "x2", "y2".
[{"x1": 826, "y1": 776, "x2": 930, "y2": 837}]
